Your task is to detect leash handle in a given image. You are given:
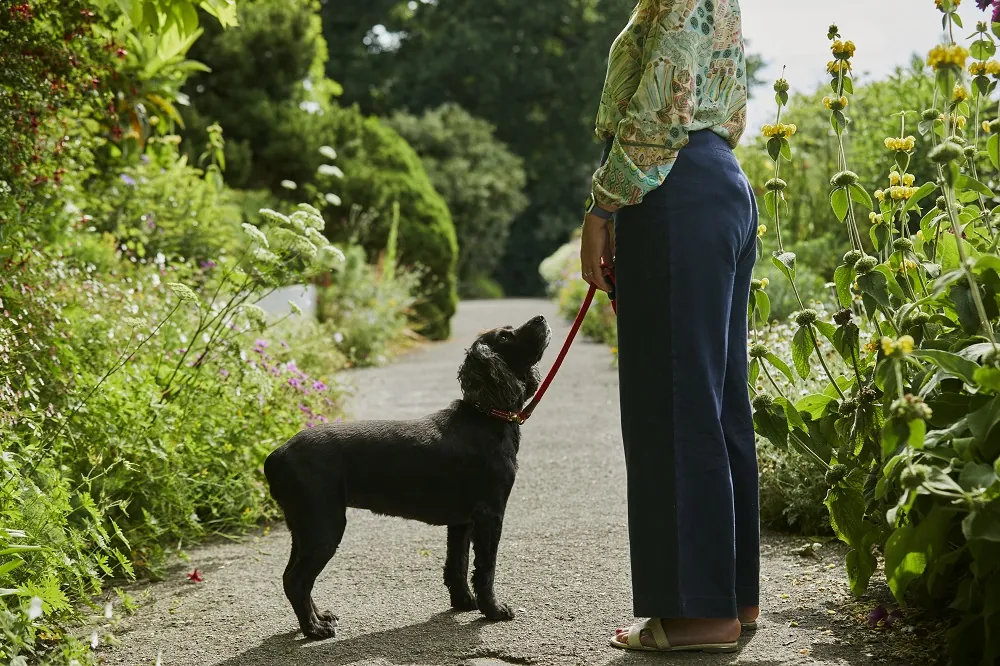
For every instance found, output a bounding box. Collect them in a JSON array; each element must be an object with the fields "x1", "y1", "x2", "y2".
[{"x1": 519, "y1": 262, "x2": 616, "y2": 422}]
